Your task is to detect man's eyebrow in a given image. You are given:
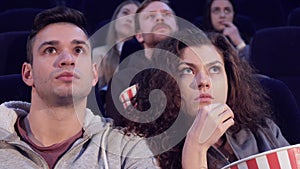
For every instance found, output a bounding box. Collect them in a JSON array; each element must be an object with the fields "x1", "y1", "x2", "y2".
[
  {"x1": 37, "y1": 40, "x2": 90, "y2": 50},
  {"x1": 148, "y1": 9, "x2": 173, "y2": 13},
  {"x1": 71, "y1": 40, "x2": 90, "y2": 49},
  {"x1": 38, "y1": 40, "x2": 59, "y2": 50}
]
